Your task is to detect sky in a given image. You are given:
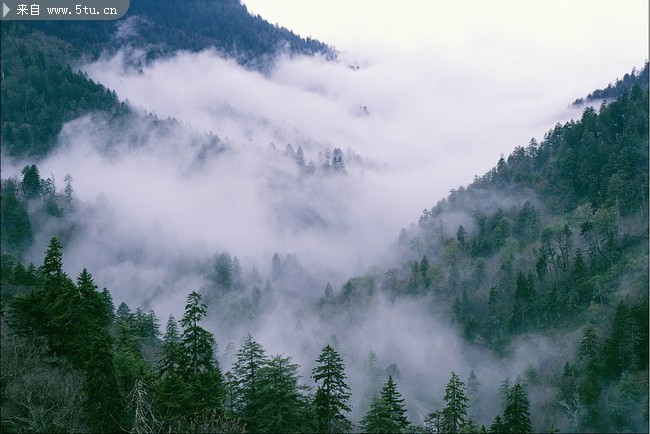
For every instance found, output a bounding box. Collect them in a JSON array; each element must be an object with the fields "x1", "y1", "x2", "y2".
[
  {"x1": 243, "y1": 0, "x2": 648, "y2": 118},
  {"x1": 242, "y1": 0, "x2": 648, "y2": 70}
]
